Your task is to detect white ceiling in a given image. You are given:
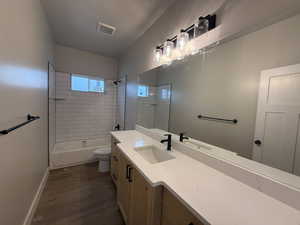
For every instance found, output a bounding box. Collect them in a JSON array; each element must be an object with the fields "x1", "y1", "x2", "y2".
[{"x1": 41, "y1": 0, "x2": 176, "y2": 57}]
